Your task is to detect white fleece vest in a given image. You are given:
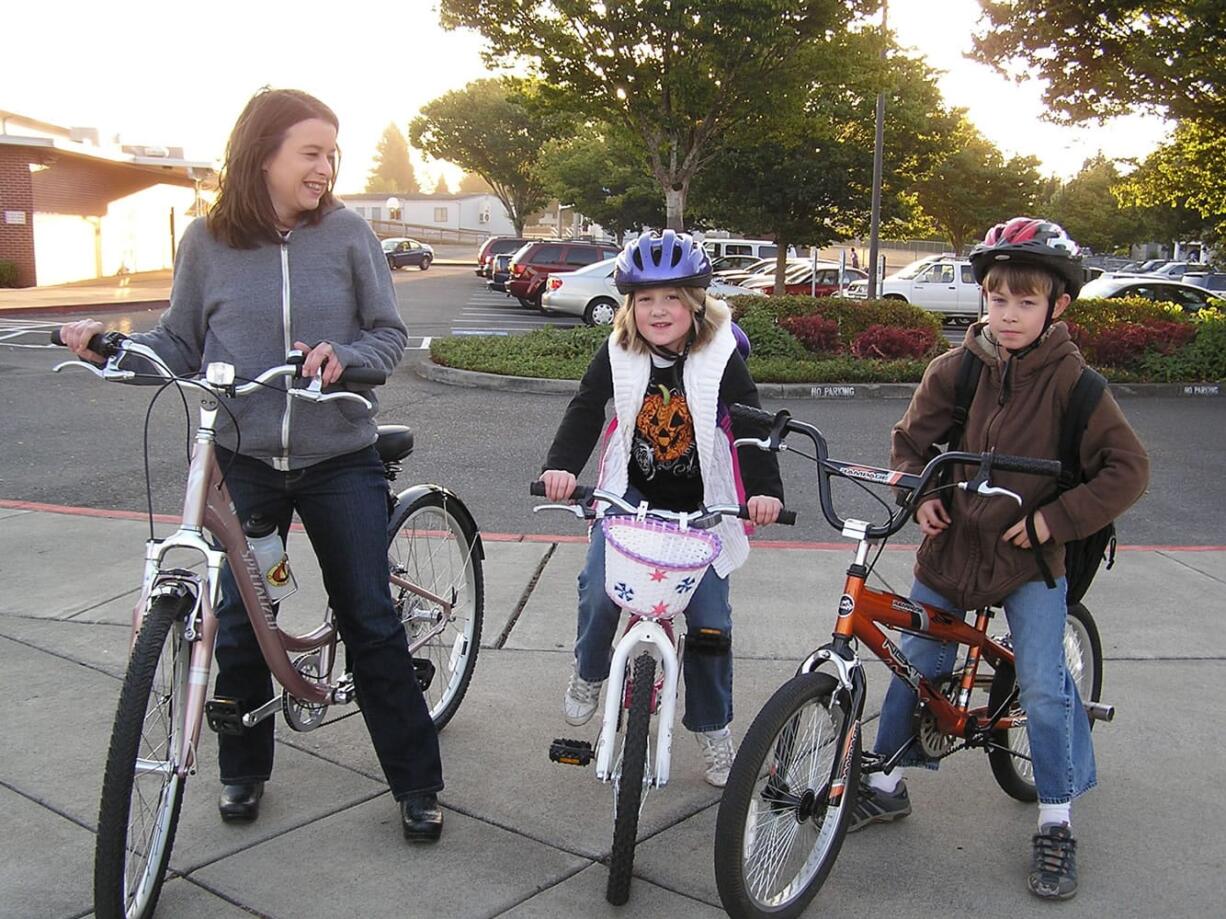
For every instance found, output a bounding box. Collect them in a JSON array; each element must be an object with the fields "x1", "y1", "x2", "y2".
[{"x1": 597, "y1": 320, "x2": 750, "y2": 576}]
